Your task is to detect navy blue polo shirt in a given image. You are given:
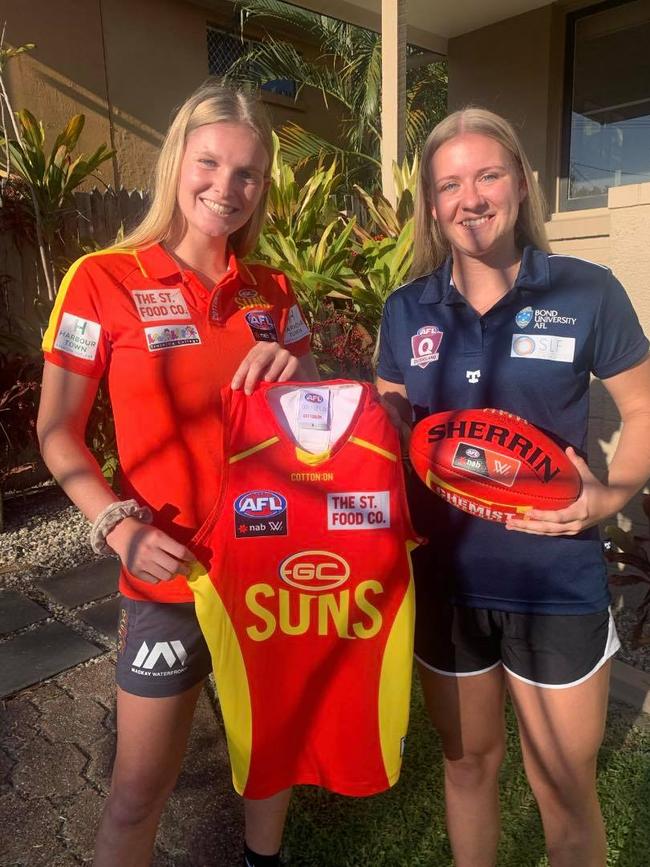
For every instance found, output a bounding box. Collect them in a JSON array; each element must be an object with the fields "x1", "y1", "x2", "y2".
[{"x1": 378, "y1": 245, "x2": 649, "y2": 614}]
